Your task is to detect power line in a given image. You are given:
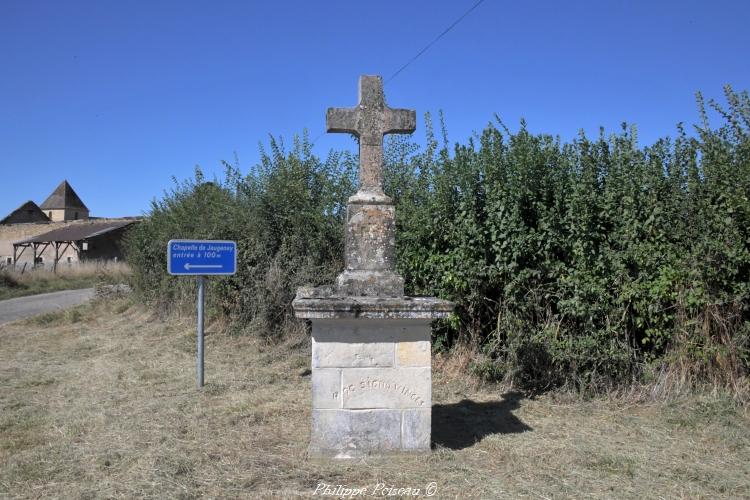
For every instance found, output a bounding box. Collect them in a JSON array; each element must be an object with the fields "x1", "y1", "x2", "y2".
[
  {"x1": 310, "y1": 130, "x2": 326, "y2": 146},
  {"x1": 311, "y1": 0, "x2": 486, "y2": 147},
  {"x1": 386, "y1": 0, "x2": 486, "y2": 84}
]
